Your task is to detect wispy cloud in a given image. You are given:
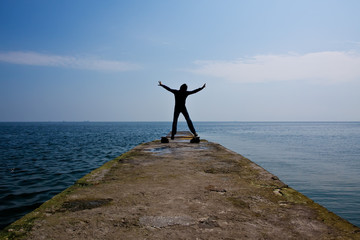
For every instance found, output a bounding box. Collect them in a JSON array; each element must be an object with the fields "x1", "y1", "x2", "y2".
[
  {"x1": 0, "y1": 51, "x2": 140, "y2": 71},
  {"x1": 189, "y1": 51, "x2": 360, "y2": 83}
]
